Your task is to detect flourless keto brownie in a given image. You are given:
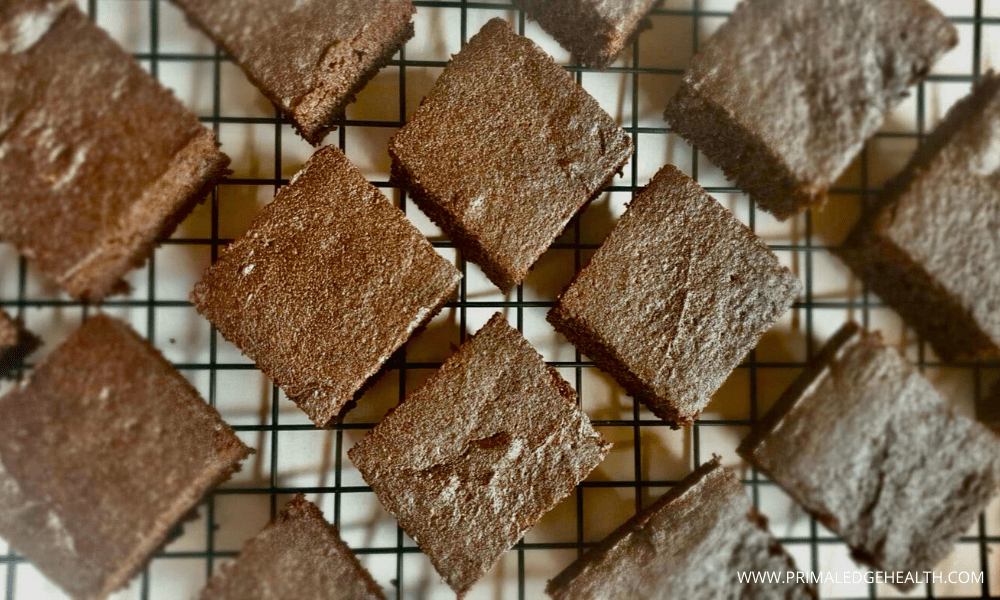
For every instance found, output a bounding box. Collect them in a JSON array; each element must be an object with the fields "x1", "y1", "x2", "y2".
[
  {"x1": 547, "y1": 458, "x2": 816, "y2": 600},
  {"x1": 171, "y1": 0, "x2": 415, "y2": 145},
  {"x1": 513, "y1": 0, "x2": 660, "y2": 68},
  {"x1": 665, "y1": 0, "x2": 957, "y2": 220},
  {"x1": 348, "y1": 313, "x2": 610, "y2": 597},
  {"x1": 738, "y1": 322, "x2": 1000, "y2": 590},
  {"x1": 389, "y1": 18, "x2": 633, "y2": 292},
  {"x1": 0, "y1": 0, "x2": 230, "y2": 301},
  {"x1": 200, "y1": 495, "x2": 385, "y2": 600},
  {"x1": 0, "y1": 315, "x2": 251, "y2": 600},
  {"x1": 839, "y1": 71, "x2": 1000, "y2": 361},
  {"x1": 548, "y1": 164, "x2": 800, "y2": 427},
  {"x1": 191, "y1": 146, "x2": 461, "y2": 427}
]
